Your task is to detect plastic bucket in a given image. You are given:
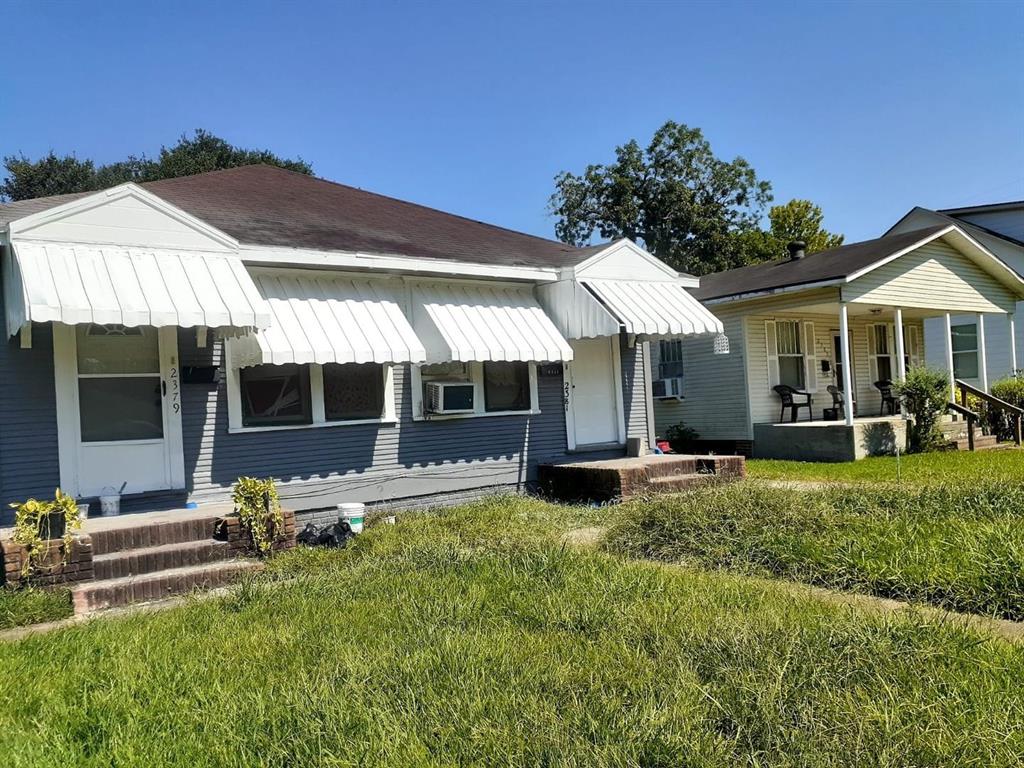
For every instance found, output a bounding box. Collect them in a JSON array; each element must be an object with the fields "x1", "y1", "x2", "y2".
[
  {"x1": 337, "y1": 502, "x2": 365, "y2": 534},
  {"x1": 76, "y1": 503, "x2": 90, "y2": 521},
  {"x1": 99, "y1": 494, "x2": 121, "y2": 517}
]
